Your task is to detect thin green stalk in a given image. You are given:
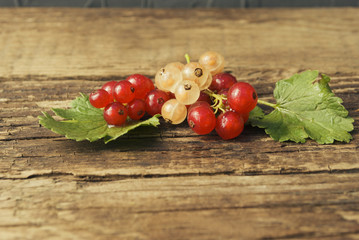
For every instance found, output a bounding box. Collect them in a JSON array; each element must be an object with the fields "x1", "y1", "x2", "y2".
[
  {"x1": 257, "y1": 99, "x2": 277, "y2": 109},
  {"x1": 184, "y1": 53, "x2": 191, "y2": 64}
]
